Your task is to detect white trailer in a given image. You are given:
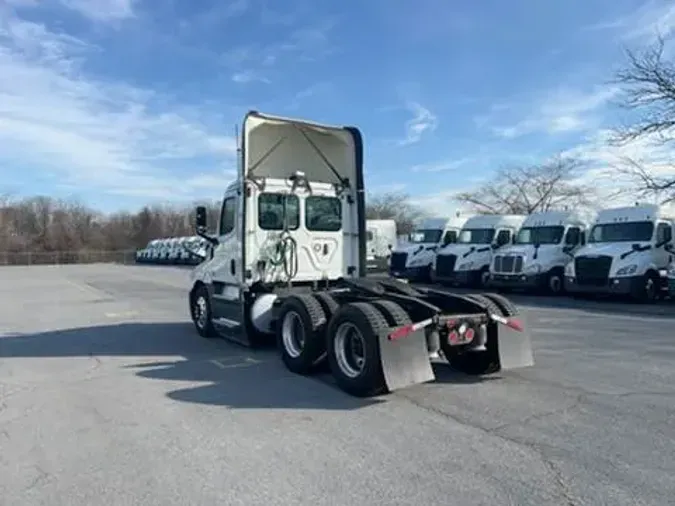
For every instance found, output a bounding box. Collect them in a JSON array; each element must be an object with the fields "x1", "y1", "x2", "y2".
[
  {"x1": 366, "y1": 219, "x2": 397, "y2": 270},
  {"x1": 388, "y1": 216, "x2": 469, "y2": 281},
  {"x1": 488, "y1": 210, "x2": 593, "y2": 294},
  {"x1": 433, "y1": 214, "x2": 527, "y2": 288},
  {"x1": 187, "y1": 111, "x2": 533, "y2": 397},
  {"x1": 565, "y1": 203, "x2": 674, "y2": 302}
]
